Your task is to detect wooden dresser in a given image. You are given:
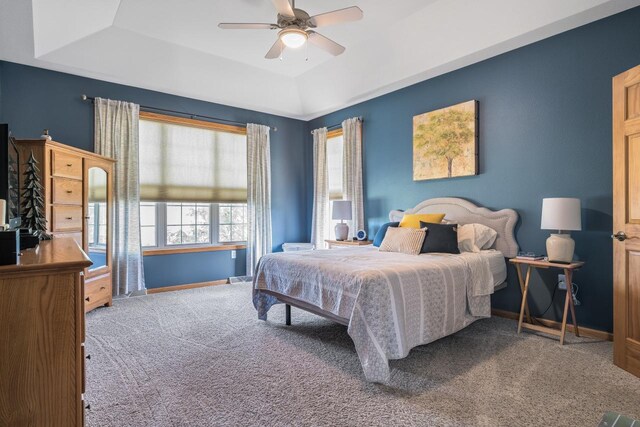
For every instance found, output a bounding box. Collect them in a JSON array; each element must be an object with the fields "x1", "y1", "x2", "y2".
[
  {"x1": 15, "y1": 139, "x2": 115, "y2": 313},
  {"x1": 0, "y1": 238, "x2": 92, "y2": 426}
]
